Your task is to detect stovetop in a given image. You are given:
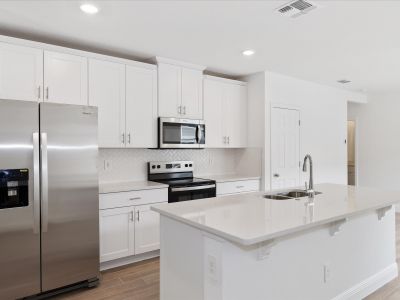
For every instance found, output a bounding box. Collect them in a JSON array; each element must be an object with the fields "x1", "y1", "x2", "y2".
[{"x1": 152, "y1": 177, "x2": 215, "y2": 187}]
